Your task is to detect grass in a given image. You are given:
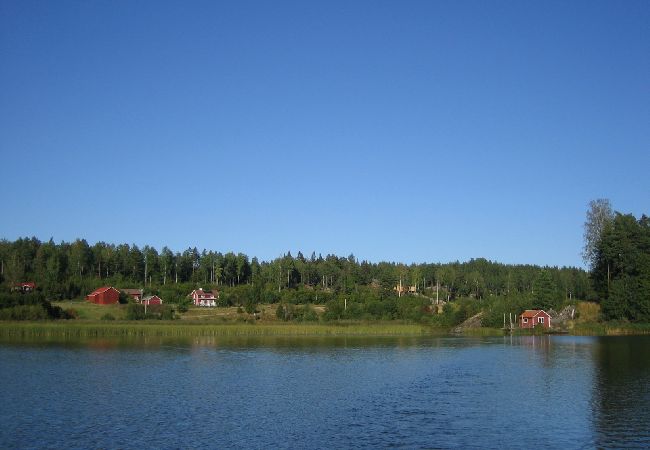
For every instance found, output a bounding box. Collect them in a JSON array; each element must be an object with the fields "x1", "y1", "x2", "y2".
[
  {"x1": 53, "y1": 300, "x2": 128, "y2": 320},
  {"x1": 10, "y1": 300, "x2": 650, "y2": 338},
  {"x1": 575, "y1": 302, "x2": 600, "y2": 323},
  {"x1": 572, "y1": 322, "x2": 650, "y2": 336},
  {"x1": 0, "y1": 321, "x2": 434, "y2": 338},
  {"x1": 53, "y1": 301, "x2": 308, "y2": 323}
]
